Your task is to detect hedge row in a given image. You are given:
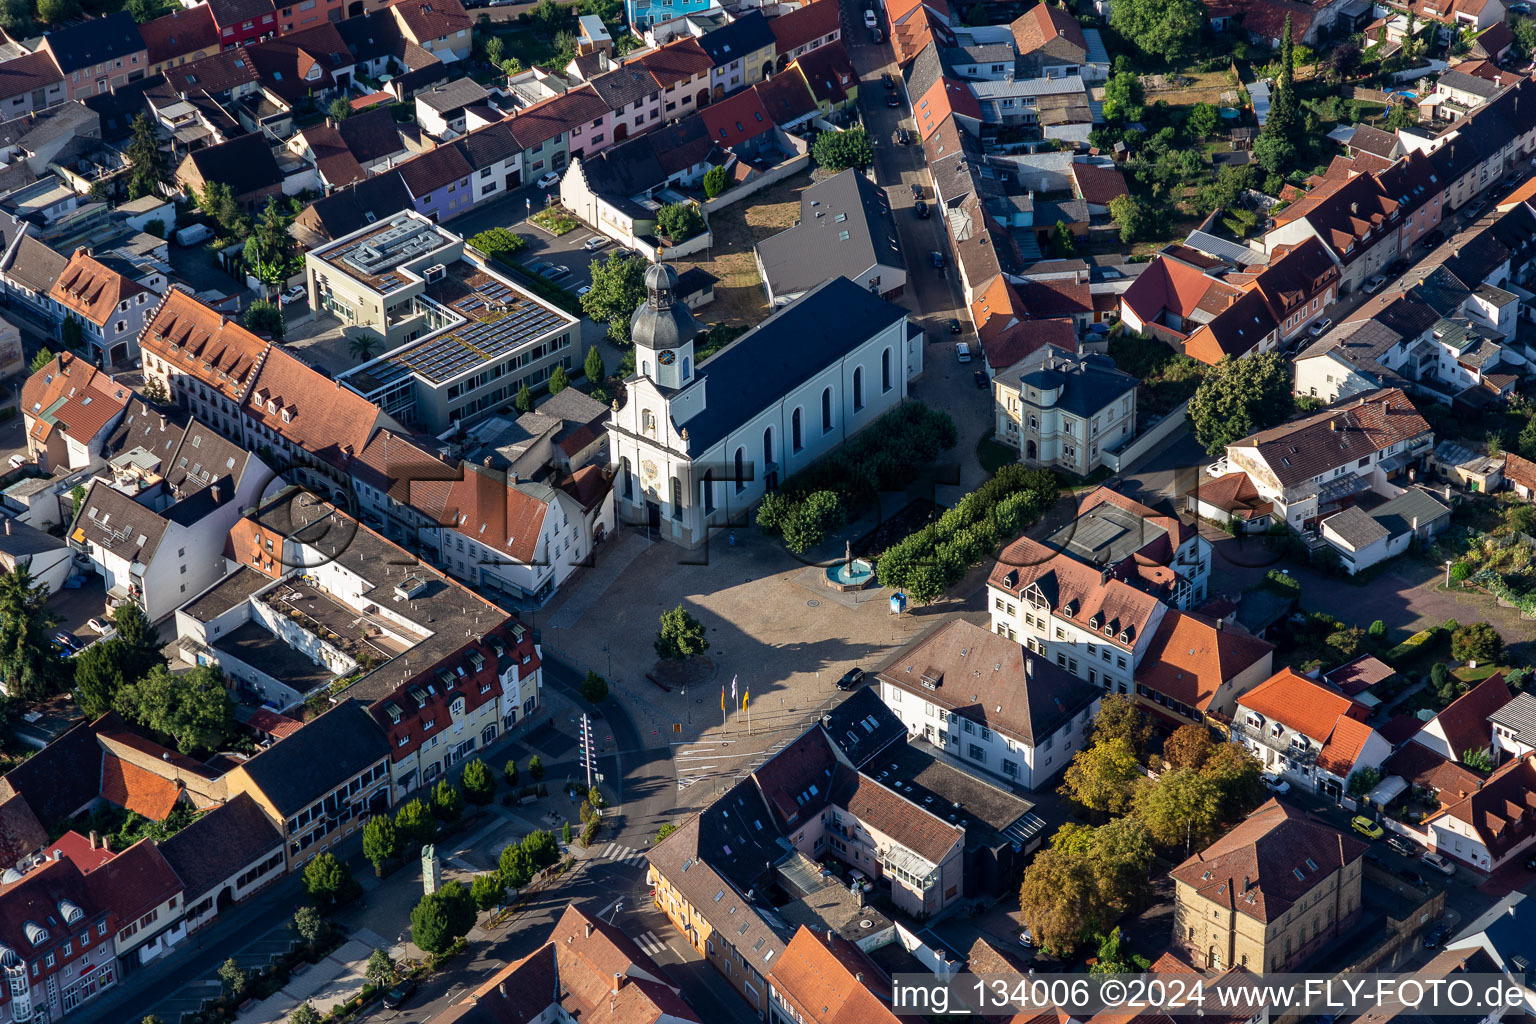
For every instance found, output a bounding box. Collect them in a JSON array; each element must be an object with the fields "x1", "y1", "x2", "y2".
[
  {"x1": 874, "y1": 465, "x2": 1060, "y2": 603},
  {"x1": 1383, "y1": 617, "x2": 1459, "y2": 665}
]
